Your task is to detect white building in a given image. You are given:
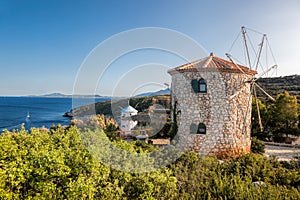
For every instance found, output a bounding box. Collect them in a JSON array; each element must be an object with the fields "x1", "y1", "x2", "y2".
[{"x1": 120, "y1": 105, "x2": 138, "y2": 134}]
